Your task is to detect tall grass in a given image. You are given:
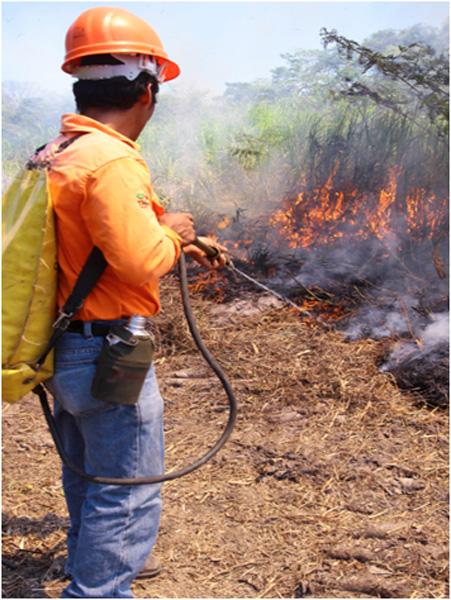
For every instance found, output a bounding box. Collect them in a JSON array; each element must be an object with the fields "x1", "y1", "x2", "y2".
[{"x1": 3, "y1": 43, "x2": 447, "y2": 227}]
